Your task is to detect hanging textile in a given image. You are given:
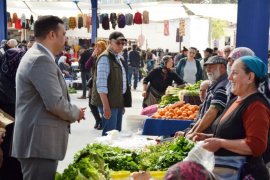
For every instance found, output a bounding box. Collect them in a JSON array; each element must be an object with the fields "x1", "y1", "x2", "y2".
[
  {"x1": 142, "y1": 10, "x2": 149, "y2": 24},
  {"x1": 101, "y1": 14, "x2": 110, "y2": 30},
  {"x1": 15, "y1": 19, "x2": 22, "y2": 29},
  {"x1": 77, "y1": 14, "x2": 83, "y2": 29},
  {"x1": 12, "y1": 13, "x2": 18, "y2": 24},
  {"x1": 68, "y1": 17, "x2": 77, "y2": 29},
  {"x1": 117, "y1": 13, "x2": 126, "y2": 28},
  {"x1": 6, "y1": 12, "x2": 12, "y2": 28},
  {"x1": 83, "y1": 14, "x2": 87, "y2": 27},
  {"x1": 21, "y1": 13, "x2": 26, "y2": 29},
  {"x1": 25, "y1": 19, "x2": 30, "y2": 30},
  {"x1": 30, "y1": 15, "x2": 34, "y2": 25},
  {"x1": 110, "y1": 13, "x2": 117, "y2": 30},
  {"x1": 62, "y1": 17, "x2": 68, "y2": 30},
  {"x1": 125, "y1": 13, "x2": 133, "y2": 25},
  {"x1": 133, "y1": 12, "x2": 142, "y2": 24},
  {"x1": 86, "y1": 15, "x2": 91, "y2": 33},
  {"x1": 164, "y1": 20, "x2": 169, "y2": 36}
]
